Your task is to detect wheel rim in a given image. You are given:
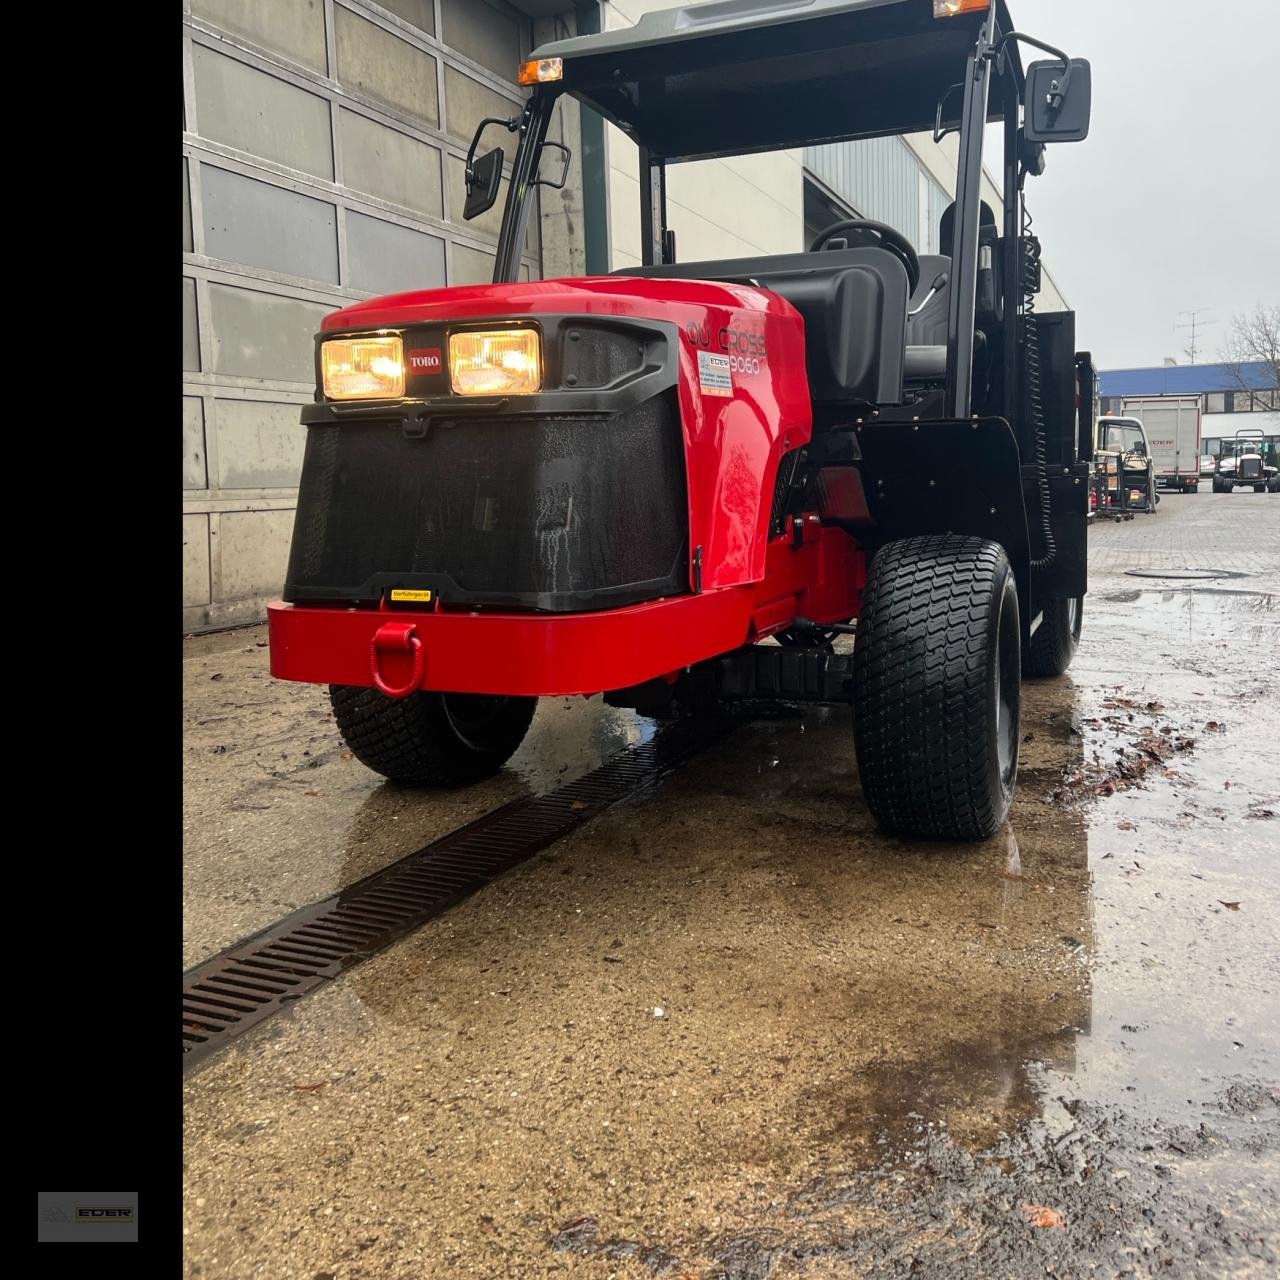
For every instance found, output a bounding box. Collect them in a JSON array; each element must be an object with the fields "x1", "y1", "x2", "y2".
[
  {"x1": 440, "y1": 693, "x2": 510, "y2": 751},
  {"x1": 1066, "y1": 595, "x2": 1081, "y2": 639},
  {"x1": 995, "y1": 590, "x2": 1019, "y2": 789}
]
